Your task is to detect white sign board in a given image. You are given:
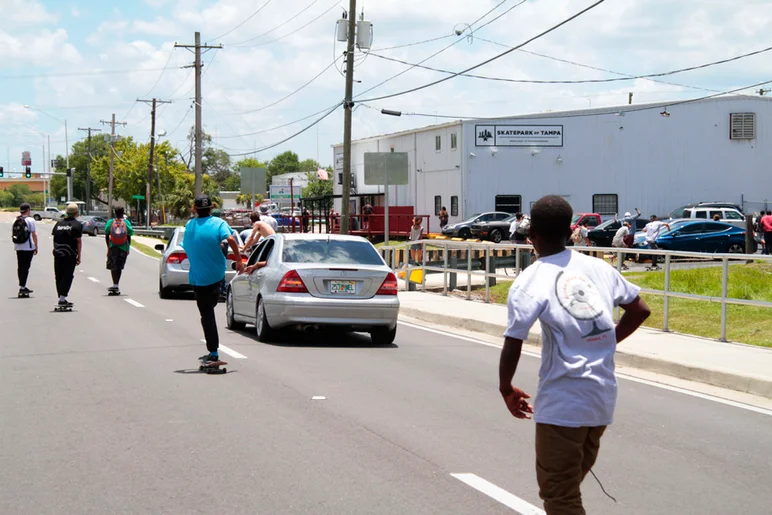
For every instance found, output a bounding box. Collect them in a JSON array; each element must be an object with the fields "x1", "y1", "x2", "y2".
[
  {"x1": 334, "y1": 153, "x2": 344, "y2": 171},
  {"x1": 363, "y1": 152, "x2": 409, "y2": 186},
  {"x1": 239, "y1": 167, "x2": 267, "y2": 195},
  {"x1": 475, "y1": 125, "x2": 563, "y2": 147},
  {"x1": 270, "y1": 184, "x2": 302, "y2": 200}
]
